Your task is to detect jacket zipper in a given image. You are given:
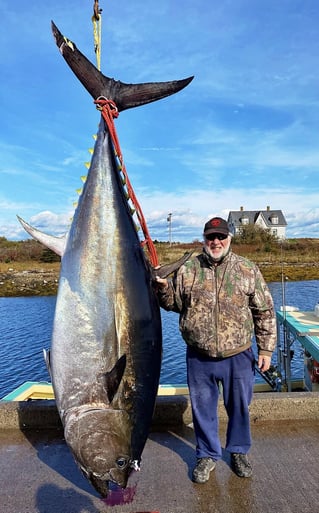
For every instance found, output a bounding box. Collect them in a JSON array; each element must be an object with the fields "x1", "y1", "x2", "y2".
[
  {"x1": 213, "y1": 264, "x2": 219, "y2": 354},
  {"x1": 213, "y1": 257, "x2": 230, "y2": 356}
]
